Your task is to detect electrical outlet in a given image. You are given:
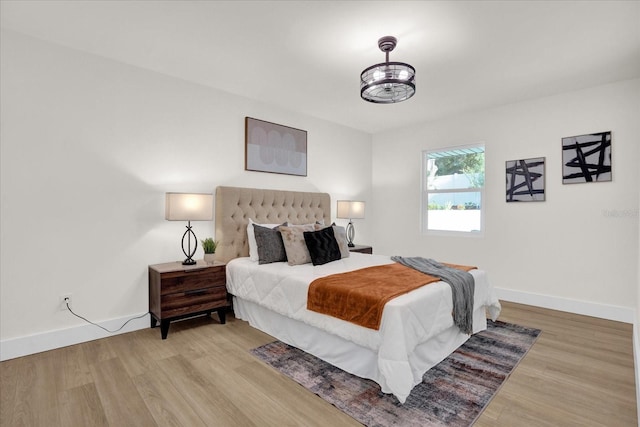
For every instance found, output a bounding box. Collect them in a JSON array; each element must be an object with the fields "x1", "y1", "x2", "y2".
[{"x1": 60, "y1": 294, "x2": 72, "y2": 311}]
